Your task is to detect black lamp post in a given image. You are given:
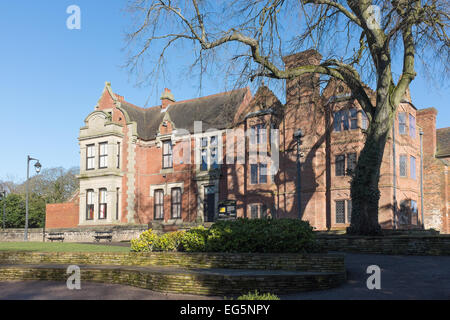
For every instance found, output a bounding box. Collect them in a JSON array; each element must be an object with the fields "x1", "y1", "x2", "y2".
[
  {"x1": 0, "y1": 190, "x2": 6, "y2": 230},
  {"x1": 293, "y1": 129, "x2": 304, "y2": 219},
  {"x1": 25, "y1": 156, "x2": 42, "y2": 241}
]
